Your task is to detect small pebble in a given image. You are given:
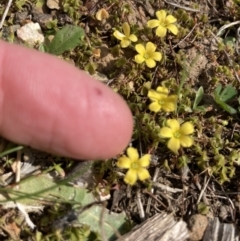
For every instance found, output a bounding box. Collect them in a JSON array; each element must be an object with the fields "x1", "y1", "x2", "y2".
[
  {"x1": 47, "y1": 0, "x2": 60, "y2": 10},
  {"x1": 32, "y1": 13, "x2": 53, "y2": 29},
  {"x1": 17, "y1": 22, "x2": 44, "y2": 45},
  {"x1": 14, "y1": 12, "x2": 29, "y2": 24},
  {"x1": 188, "y1": 214, "x2": 208, "y2": 241}
]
